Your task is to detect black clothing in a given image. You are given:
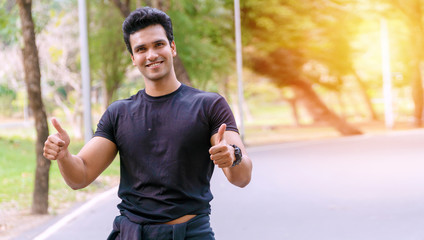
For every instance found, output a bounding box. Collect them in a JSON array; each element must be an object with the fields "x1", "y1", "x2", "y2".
[
  {"x1": 94, "y1": 84, "x2": 238, "y2": 224},
  {"x1": 106, "y1": 214, "x2": 214, "y2": 240}
]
